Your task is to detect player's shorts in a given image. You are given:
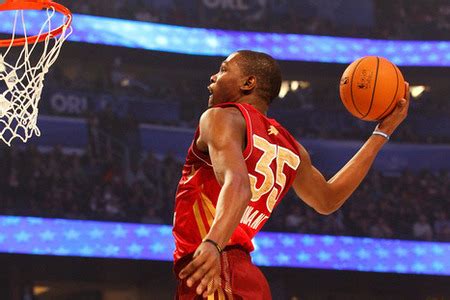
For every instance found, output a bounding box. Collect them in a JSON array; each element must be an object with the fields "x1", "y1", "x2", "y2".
[{"x1": 174, "y1": 245, "x2": 272, "y2": 300}]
